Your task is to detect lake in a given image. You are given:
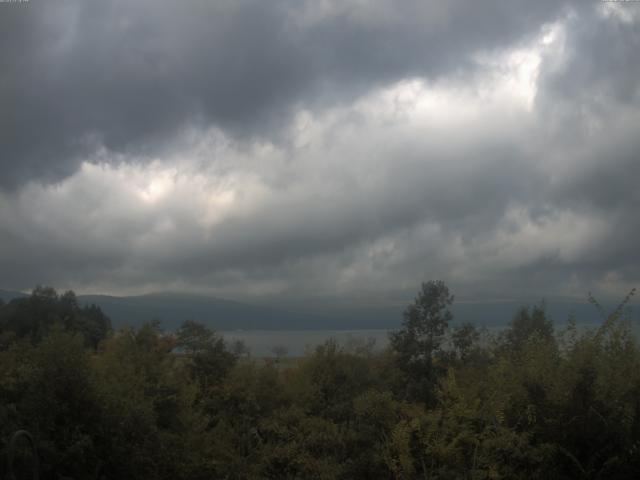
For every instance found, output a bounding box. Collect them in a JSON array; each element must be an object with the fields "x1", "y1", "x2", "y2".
[
  {"x1": 221, "y1": 329, "x2": 390, "y2": 357},
  {"x1": 222, "y1": 320, "x2": 640, "y2": 357}
]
